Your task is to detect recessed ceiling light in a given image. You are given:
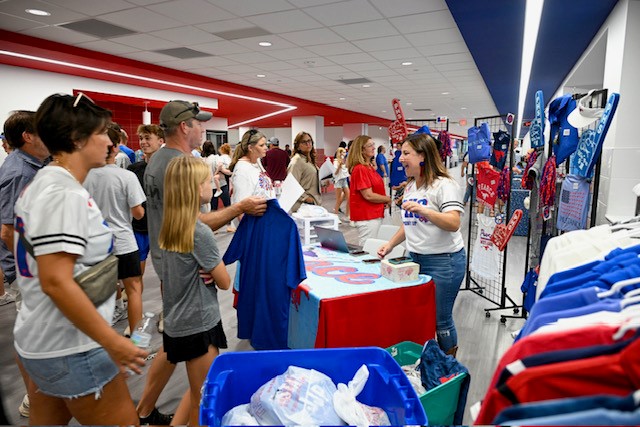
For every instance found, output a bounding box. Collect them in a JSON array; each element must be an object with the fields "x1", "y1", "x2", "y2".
[
  {"x1": 461, "y1": 107, "x2": 467, "y2": 110},
  {"x1": 362, "y1": 84, "x2": 370, "y2": 88},
  {"x1": 339, "y1": 97, "x2": 346, "y2": 100},
  {"x1": 401, "y1": 61, "x2": 413, "y2": 66},
  {"x1": 258, "y1": 41, "x2": 272, "y2": 47},
  {"x1": 382, "y1": 110, "x2": 387, "y2": 113},
  {"x1": 330, "y1": 121, "x2": 335, "y2": 124},
  {"x1": 25, "y1": 8, "x2": 50, "y2": 16},
  {"x1": 430, "y1": 113, "x2": 436, "y2": 116},
  {"x1": 406, "y1": 102, "x2": 412, "y2": 105},
  {"x1": 256, "y1": 74, "x2": 266, "y2": 78},
  {"x1": 441, "y1": 91, "x2": 450, "y2": 95}
]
